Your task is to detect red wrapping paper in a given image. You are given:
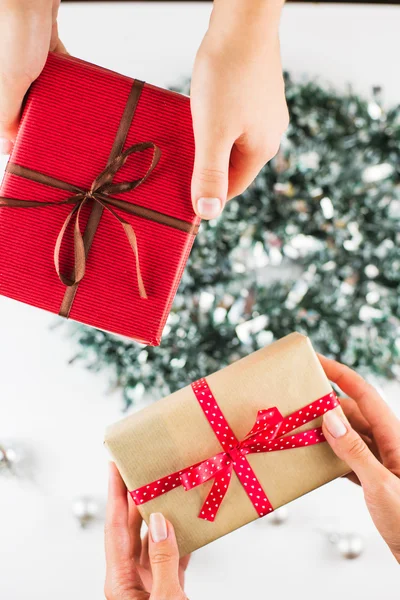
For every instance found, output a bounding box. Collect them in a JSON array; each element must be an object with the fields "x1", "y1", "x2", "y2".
[{"x1": 0, "y1": 53, "x2": 199, "y2": 344}]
